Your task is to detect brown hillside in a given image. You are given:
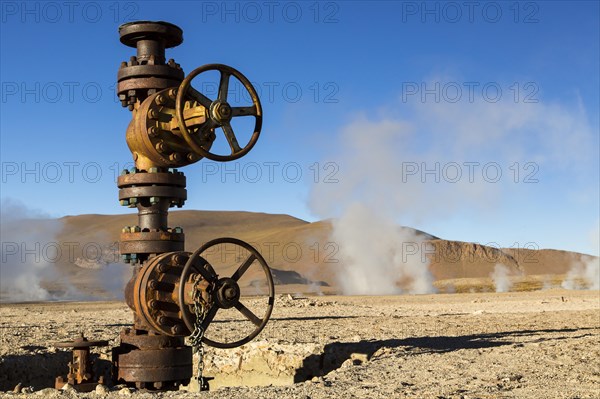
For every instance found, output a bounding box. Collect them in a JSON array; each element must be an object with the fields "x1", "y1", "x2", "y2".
[
  {"x1": 427, "y1": 240, "x2": 522, "y2": 280},
  {"x1": 3, "y1": 211, "x2": 594, "y2": 298}
]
